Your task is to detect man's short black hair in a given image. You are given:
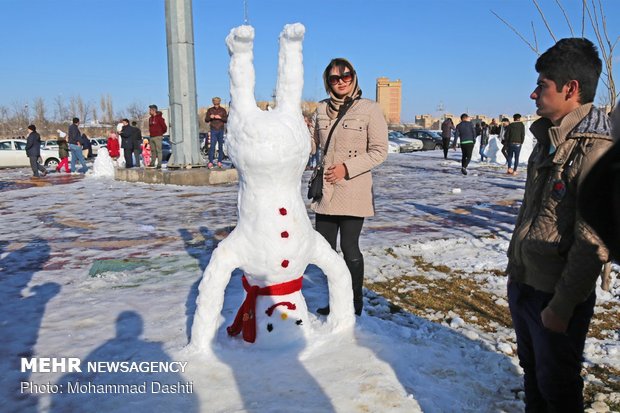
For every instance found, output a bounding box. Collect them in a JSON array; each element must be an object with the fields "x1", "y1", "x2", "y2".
[
  {"x1": 502, "y1": 117, "x2": 510, "y2": 122},
  {"x1": 149, "y1": 104, "x2": 158, "y2": 110},
  {"x1": 131, "y1": 121, "x2": 137, "y2": 126},
  {"x1": 72, "y1": 117, "x2": 79, "y2": 124},
  {"x1": 513, "y1": 113, "x2": 521, "y2": 120},
  {"x1": 535, "y1": 38, "x2": 602, "y2": 104},
  {"x1": 460, "y1": 113, "x2": 468, "y2": 121}
]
